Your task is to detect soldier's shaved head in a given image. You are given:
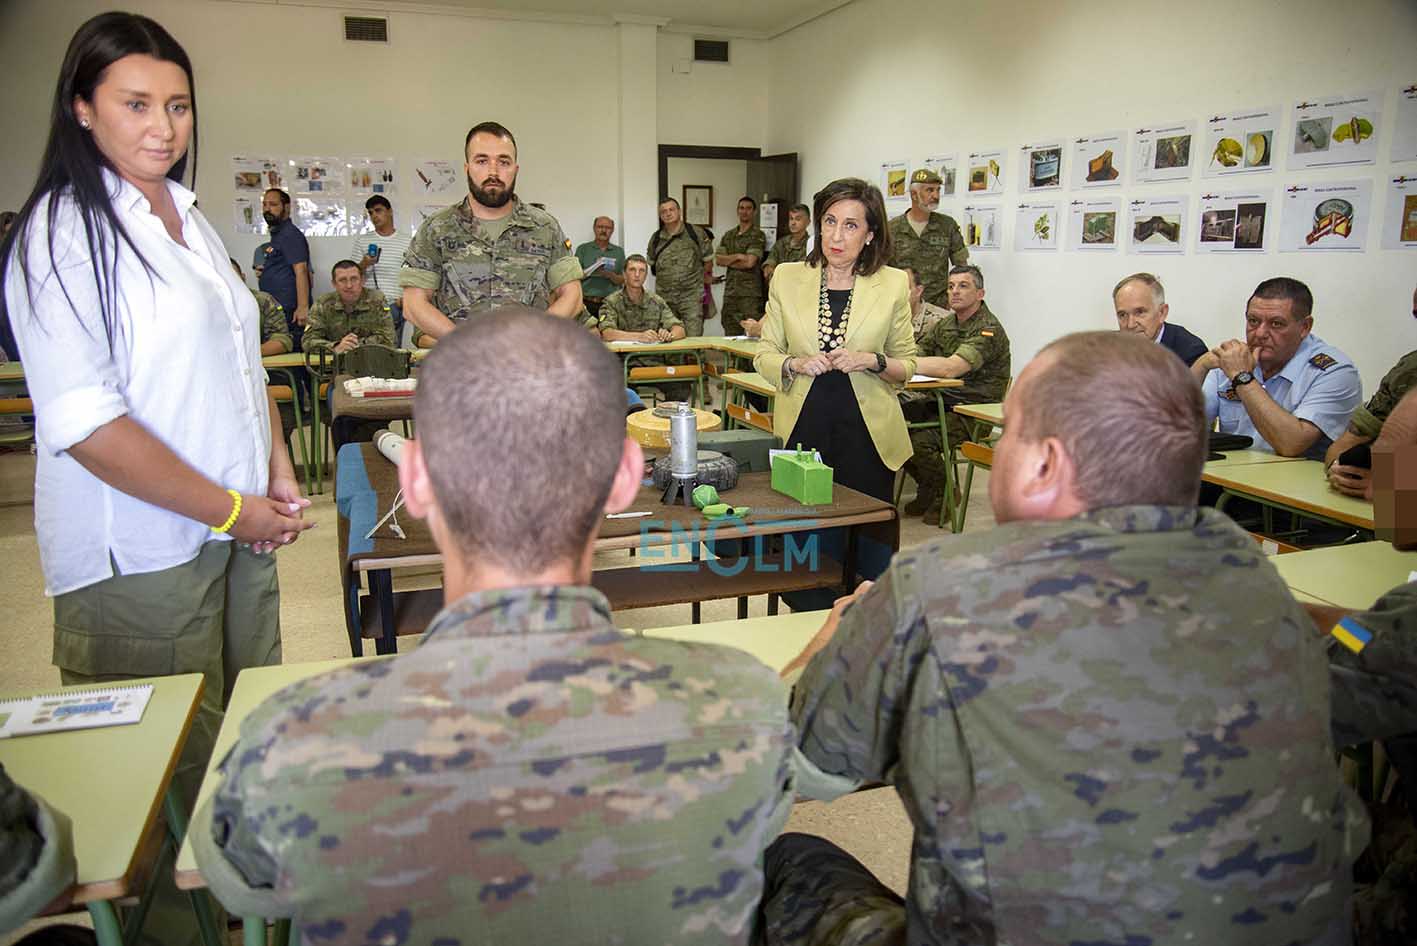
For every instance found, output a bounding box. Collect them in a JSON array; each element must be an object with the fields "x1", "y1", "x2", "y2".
[{"x1": 413, "y1": 308, "x2": 627, "y2": 572}]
